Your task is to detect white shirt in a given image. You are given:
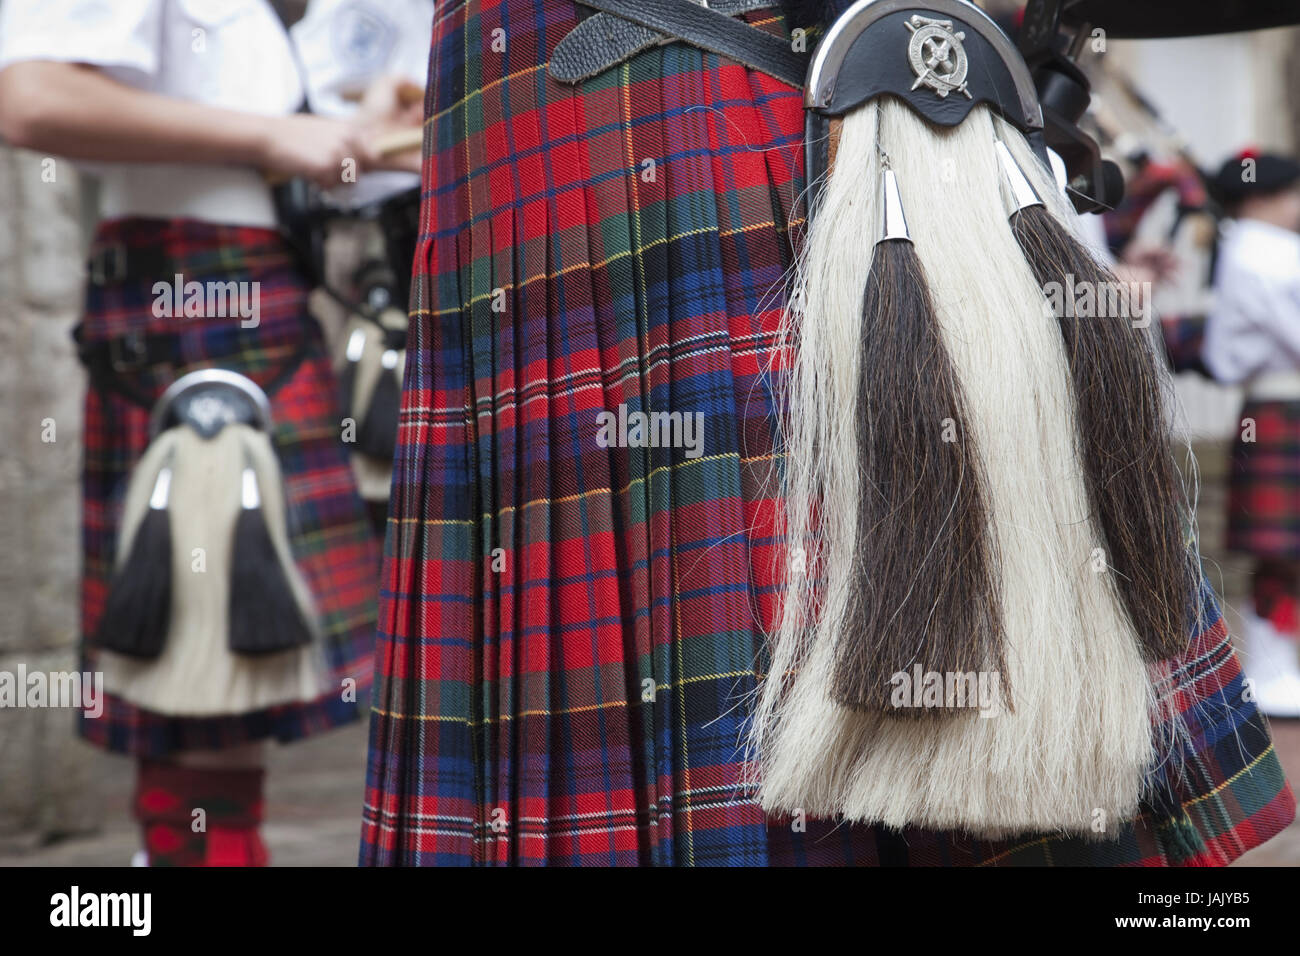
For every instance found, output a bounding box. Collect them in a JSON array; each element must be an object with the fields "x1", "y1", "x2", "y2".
[
  {"x1": 291, "y1": 0, "x2": 432, "y2": 208},
  {"x1": 0, "y1": 0, "x2": 304, "y2": 227},
  {"x1": 1203, "y1": 218, "x2": 1300, "y2": 385},
  {"x1": 1074, "y1": 207, "x2": 1115, "y2": 267},
  {"x1": 292, "y1": 0, "x2": 431, "y2": 118}
]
